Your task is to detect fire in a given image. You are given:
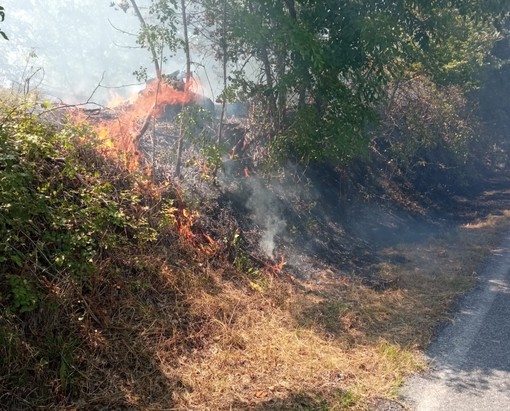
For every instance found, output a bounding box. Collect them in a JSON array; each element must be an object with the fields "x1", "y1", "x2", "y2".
[
  {"x1": 73, "y1": 79, "x2": 195, "y2": 171},
  {"x1": 106, "y1": 89, "x2": 138, "y2": 108},
  {"x1": 137, "y1": 79, "x2": 194, "y2": 117}
]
